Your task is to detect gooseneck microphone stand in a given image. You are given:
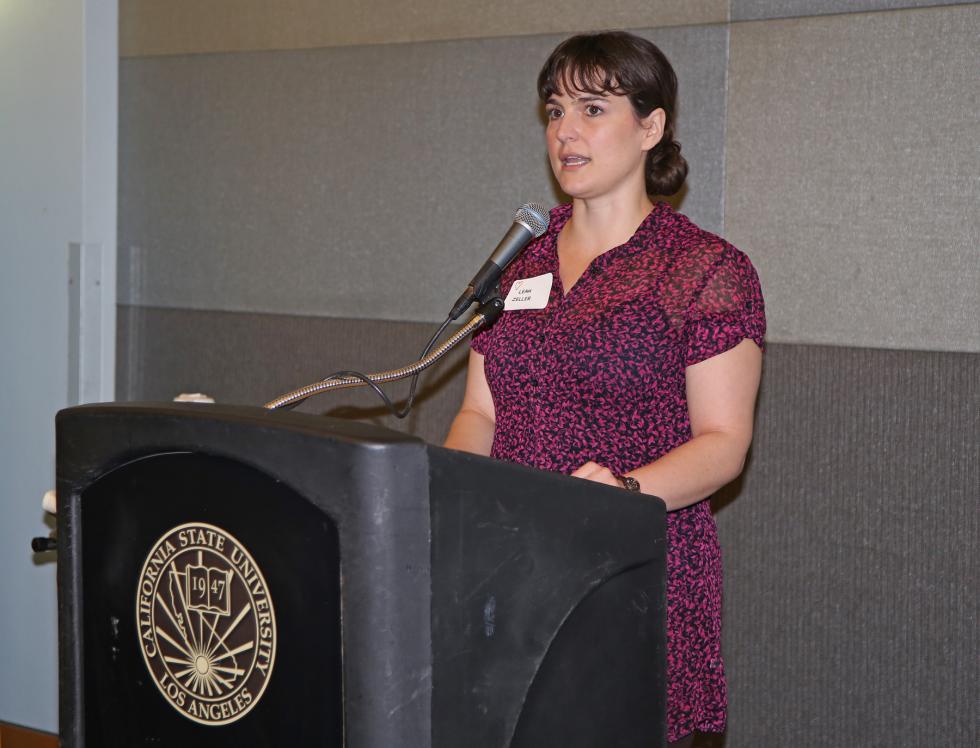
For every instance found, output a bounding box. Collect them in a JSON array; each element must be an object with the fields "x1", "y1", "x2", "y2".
[
  {"x1": 263, "y1": 202, "x2": 548, "y2": 414},
  {"x1": 262, "y1": 297, "x2": 504, "y2": 411}
]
